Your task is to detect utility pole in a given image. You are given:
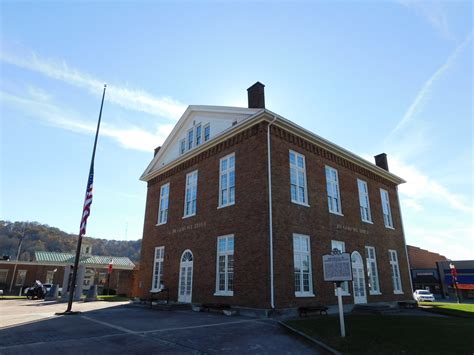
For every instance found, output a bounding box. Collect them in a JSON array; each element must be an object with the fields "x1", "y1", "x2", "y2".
[{"x1": 9, "y1": 223, "x2": 26, "y2": 294}]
